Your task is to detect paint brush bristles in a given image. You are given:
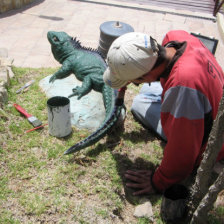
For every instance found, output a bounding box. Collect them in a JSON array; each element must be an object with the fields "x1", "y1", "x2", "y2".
[{"x1": 27, "y1": 116, "x2": 42, "y2": 127}]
